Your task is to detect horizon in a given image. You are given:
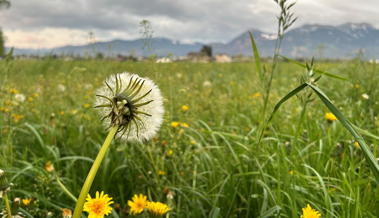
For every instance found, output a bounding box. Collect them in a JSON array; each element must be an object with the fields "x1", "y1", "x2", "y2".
[{"x1": 1, "y1": 0, "x2": 379, "y2": 49}]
